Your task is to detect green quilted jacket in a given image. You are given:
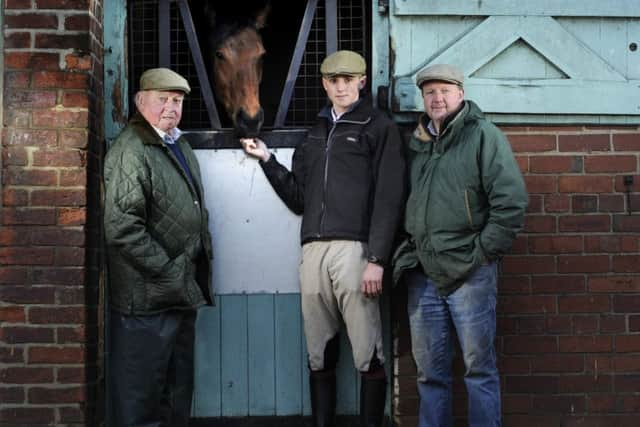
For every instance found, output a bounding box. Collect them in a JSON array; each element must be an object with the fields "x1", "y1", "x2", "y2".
[
  {"x1": 104, "y1": 113, "x2": 214, "y2": 314},
  {"x1": 393, "y1": 100, "x2": 527, "y2": 295}
]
